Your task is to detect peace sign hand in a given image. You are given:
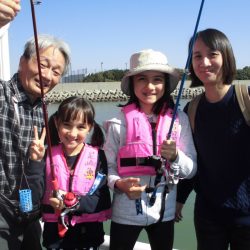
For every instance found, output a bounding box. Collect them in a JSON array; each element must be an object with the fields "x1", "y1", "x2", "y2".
[{"x1": 29, "y1": 126, "x2": 46, "y2": 161}]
